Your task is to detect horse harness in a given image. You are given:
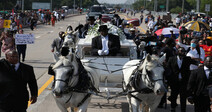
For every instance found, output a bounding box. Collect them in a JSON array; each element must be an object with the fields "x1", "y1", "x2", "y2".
[
  {"x1": 60, "y1": 57, "x2": 98, "y2": 107},
  {"x1": 125, "y1": 61, "x2": 164, "y2": 102}
]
